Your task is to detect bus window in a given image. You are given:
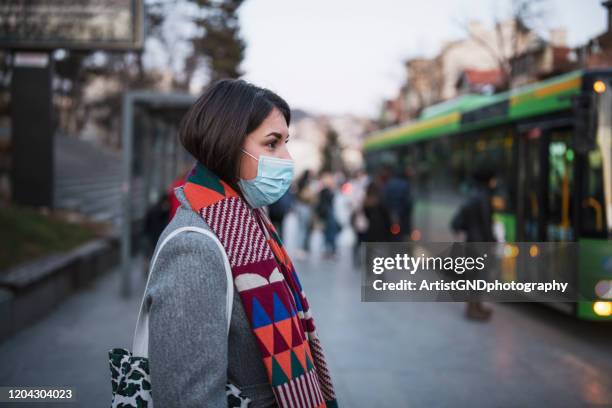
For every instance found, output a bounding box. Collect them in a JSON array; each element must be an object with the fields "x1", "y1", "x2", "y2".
[
  {"x1": 366, "y1": 150, "x2": 399, "y2": 178},
  {"x1": 414, "y1": 143, "x2": 431, "y2": 194},
  {"x1": 547, "y1": 132, "x2": 575, "y2": 241},
  {"x1": 522, "y1": 132, "x2": 542, "y2": 241},
  {"x1": 450, "y1": 137, "x2": 473, "y2": 195},
  {"x1": 469, "y1": 128, "x2": 515, "y2": 213}
]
